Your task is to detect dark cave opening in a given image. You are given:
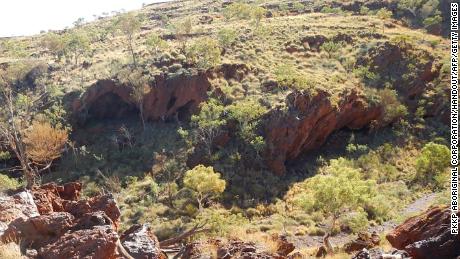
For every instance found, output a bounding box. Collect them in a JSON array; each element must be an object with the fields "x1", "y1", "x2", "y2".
[{"x1": 87, "y1": 93, "x2": 138, "y2": 121}]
